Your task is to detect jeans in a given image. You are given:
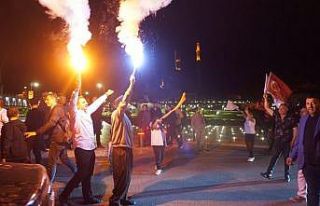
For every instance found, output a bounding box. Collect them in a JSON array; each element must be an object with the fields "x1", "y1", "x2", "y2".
[
  {"x1": 153, "y1": 146, "x2": 165, "y2": 169},
  {"x1": 47, "y1": 142, "x2": 76, "y2": 183},
  {"x1": 266, "y1": 139, "x2": 290, "y2": 176},
  {"x1": 245, "y1": 134, "x2": 255, "y2": 158}
]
